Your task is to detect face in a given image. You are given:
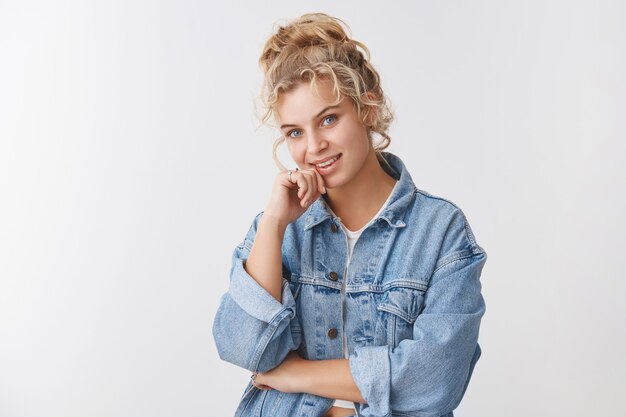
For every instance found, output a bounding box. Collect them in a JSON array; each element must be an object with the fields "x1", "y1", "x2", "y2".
[{"x1": 276, "y1": 79, "x2": 372, "y2": 190}]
